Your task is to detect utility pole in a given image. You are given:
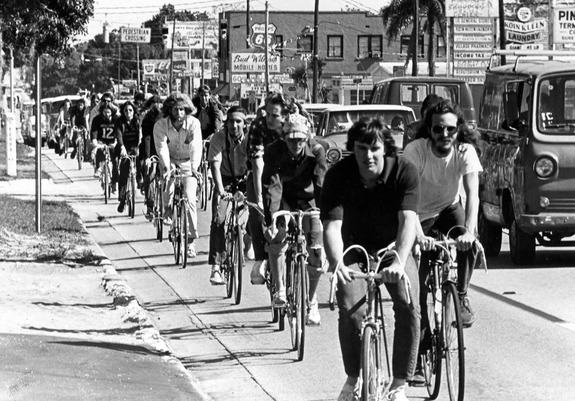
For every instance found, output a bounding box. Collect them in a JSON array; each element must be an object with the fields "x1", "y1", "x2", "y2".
[
  {"x1": 117, "y1": 40, "x2": 121, "y2": 94},
  {"x1": 201, "y1": 21, "x2": 206, "y2": 87},
  {"x1": 412, "y1": 0, "x2": 418, "y2": 76},
  {"x1": 136, "y1": 44, "x2": 140, "y2": 91},
  {"x1": 35, "y1": 55, "x2": 42, "y2": 233},
  {"x1": 264, "y1": 1, "x2": 270, "y2": 94},
  {"x1": 246, "y1": 0, "x2": 250, "y2": 46},
  {"x1": 169, "y1": 17, "x2": 177, "y2": 93},
  {"x1": 498, "y1": 0, "x2": 506, "y2": 65},
  {"x1": 312, "y1": 0, "x2": 319, "y2": 102}
]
